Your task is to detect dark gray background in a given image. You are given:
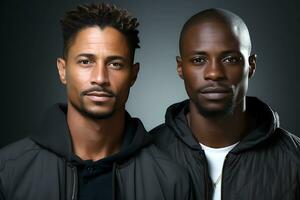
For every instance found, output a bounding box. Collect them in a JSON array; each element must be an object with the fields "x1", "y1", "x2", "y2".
[{"x1": 1, "y1": 0, "x2": 299, "y2": 148}]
